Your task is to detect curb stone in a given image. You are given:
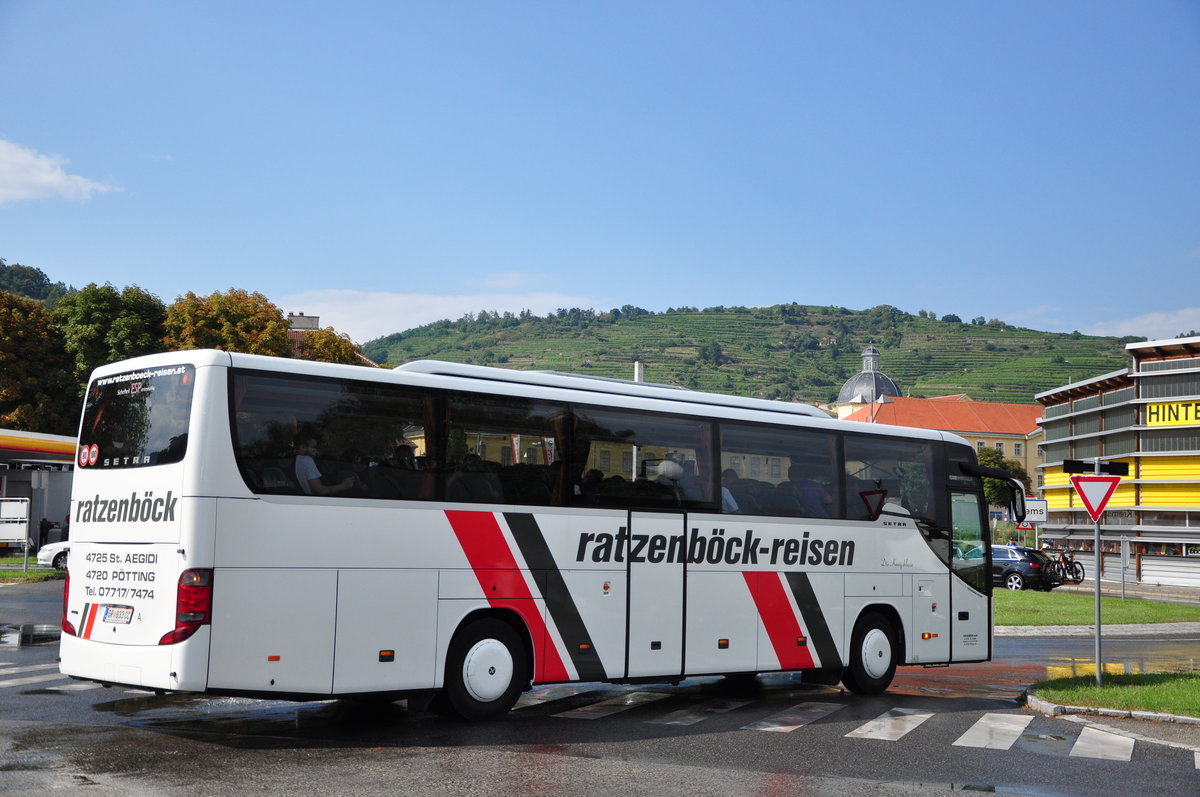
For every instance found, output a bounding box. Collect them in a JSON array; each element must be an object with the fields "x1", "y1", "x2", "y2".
[
  {"x1": 1025, "y1": 692, "x2": 1200, "y2": 755},
  {"x1": 994, "y1": 621, "x2": 1200, "y2": 637},
  {"x1": 1026, "y1": 693, "x2": 1200, "y2": 725}
]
